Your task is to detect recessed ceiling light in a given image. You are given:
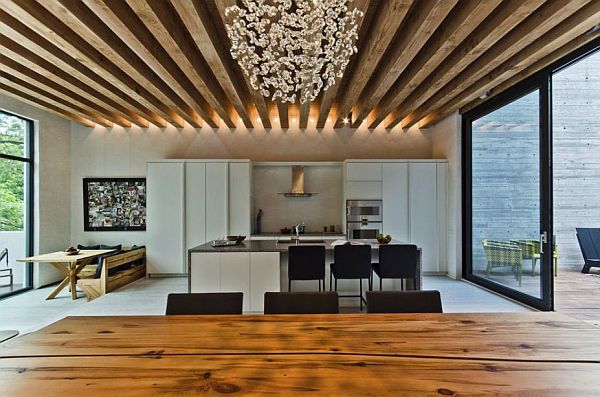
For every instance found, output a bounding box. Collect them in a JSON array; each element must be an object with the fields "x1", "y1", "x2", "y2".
[
  {"x1": 343, "y1": 117, "x2": 349, "y2": 124},
  {"x1": 309, "y1": 118, "x2": 314, "y2": 123},
  {"x1": 274, "y1": 117, "x2": 279, "y2": 122},
  {"x1": 292, "y1": 118, "x2": 297, "y2": 123},
  {"x1": 256, "y1": 117, "x2": 261, "y2": 123},
  {"x1": 326, "y1": 118, "x2": 331, "y2": 123}
]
